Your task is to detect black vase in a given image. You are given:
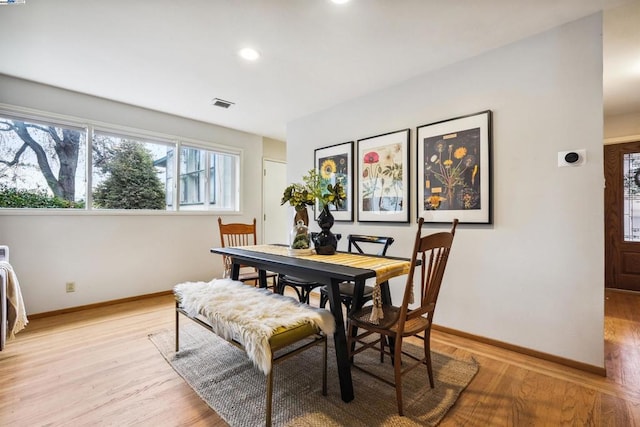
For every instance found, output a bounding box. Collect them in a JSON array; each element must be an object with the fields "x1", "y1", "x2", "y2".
[{"x1": 313, "y1": 206, "x2": 337, "y2": 255}]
